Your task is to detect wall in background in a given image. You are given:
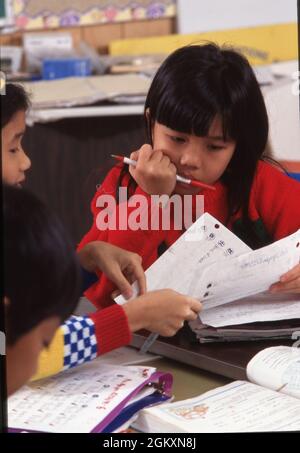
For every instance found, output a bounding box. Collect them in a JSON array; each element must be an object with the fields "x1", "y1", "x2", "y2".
[
  {"x1": 177, "y1": 0, "x2": 297, "y2": 34},
  {"x1": 0, "y1": 17, "x2": 175, "y2": 53}
]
